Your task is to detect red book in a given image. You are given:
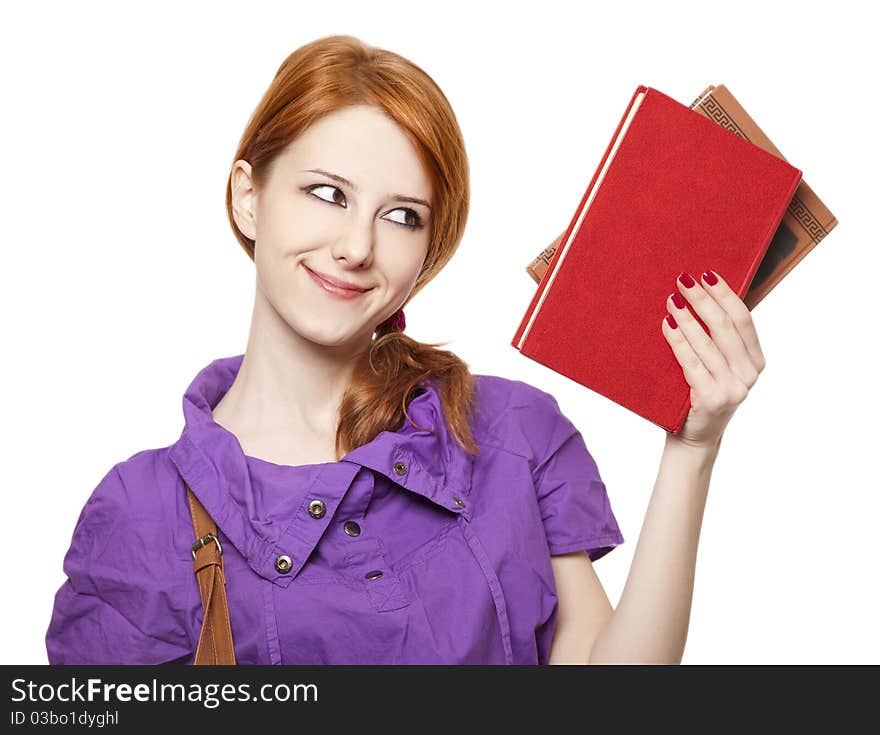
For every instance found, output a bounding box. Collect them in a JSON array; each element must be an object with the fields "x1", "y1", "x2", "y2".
[{"x1": 511, "y1": 85, "x2": 802, "y2": 432}]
